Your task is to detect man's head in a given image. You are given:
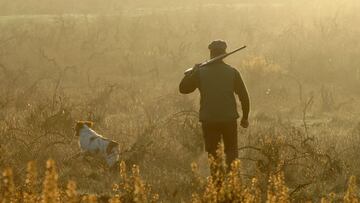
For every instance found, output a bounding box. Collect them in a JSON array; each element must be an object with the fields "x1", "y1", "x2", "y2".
[{"x1": 208, "y1": 40, "x2": 227, "y2": 59}]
